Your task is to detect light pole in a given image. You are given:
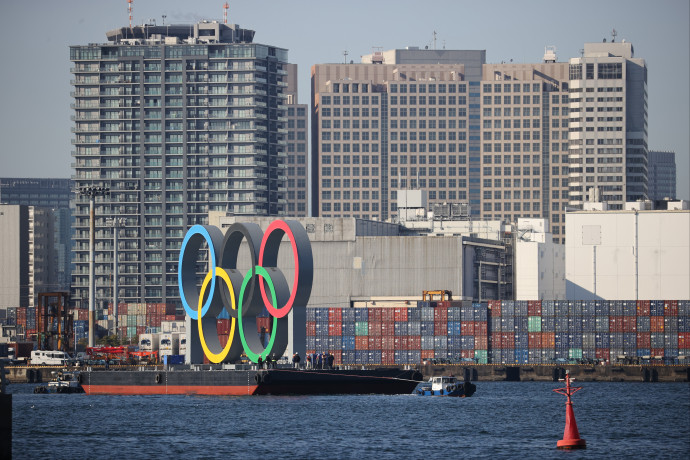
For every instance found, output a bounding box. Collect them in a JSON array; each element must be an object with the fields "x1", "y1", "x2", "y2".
[
  {"x1": 108, "y1": 217, "x2": 125, "y2": 337},
  {"x1": 79, "y1": 185, "x2": 109, "y2": 347}
]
